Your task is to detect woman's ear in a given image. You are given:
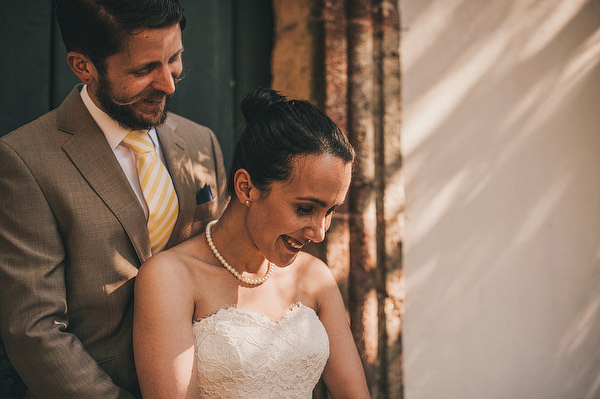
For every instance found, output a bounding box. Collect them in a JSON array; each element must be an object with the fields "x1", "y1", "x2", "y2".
[
  {"x1": 66, "y1": 51, "x2": 98, "y2": 85},
  {"x1": 233, "y1": 169, "x2": 260, "y2": 205}
]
